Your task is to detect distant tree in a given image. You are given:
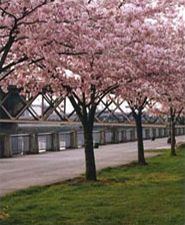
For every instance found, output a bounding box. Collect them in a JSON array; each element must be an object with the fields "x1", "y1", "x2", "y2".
[
  {"x1": 115, "y1": 0, "x2": 184, "y2": 164},
  {"x1": 147, "y1": 11, "x2": 185, "y2": 156}
]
